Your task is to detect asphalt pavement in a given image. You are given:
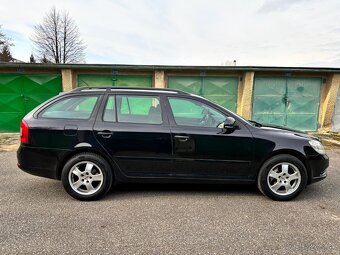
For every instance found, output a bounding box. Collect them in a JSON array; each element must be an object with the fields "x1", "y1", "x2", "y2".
[{"x1": 0, "y1": 150, "x2": 340, "y2": 255}]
